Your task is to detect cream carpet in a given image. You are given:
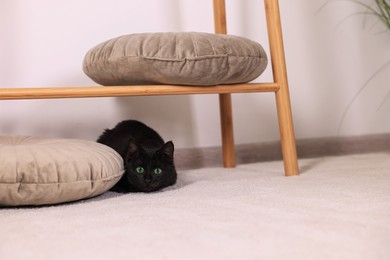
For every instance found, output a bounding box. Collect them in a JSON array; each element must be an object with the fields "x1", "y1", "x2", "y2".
[{"x1": 1, "y1": 152, "x2": 389, "y2": 260}]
